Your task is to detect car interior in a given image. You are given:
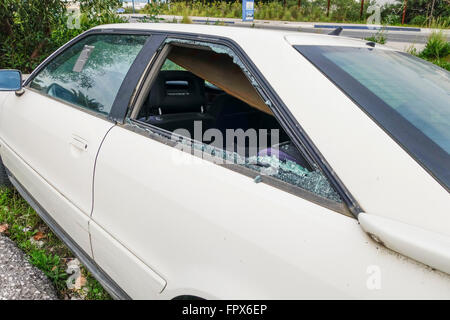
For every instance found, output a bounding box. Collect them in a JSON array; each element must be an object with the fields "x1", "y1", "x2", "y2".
[{"x1": 134, "y1": 42, "x2": 312, "y2": 171}]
